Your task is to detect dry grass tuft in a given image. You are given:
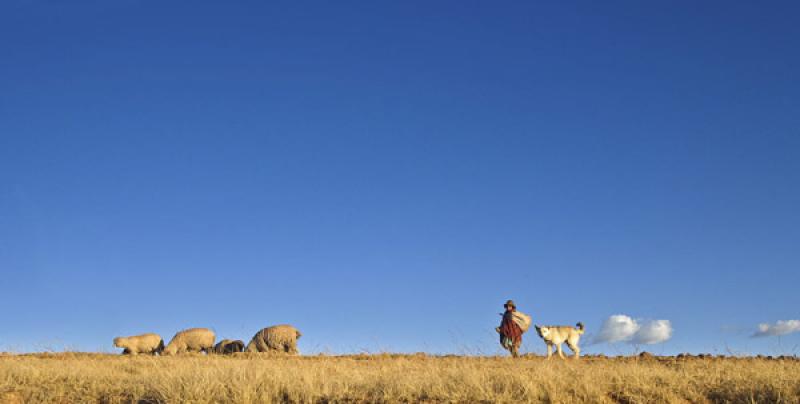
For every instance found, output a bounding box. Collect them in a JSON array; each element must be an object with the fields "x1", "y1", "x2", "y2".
[{"x1": 1, "y1": 353, "x2": 799, "y2": 403}]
